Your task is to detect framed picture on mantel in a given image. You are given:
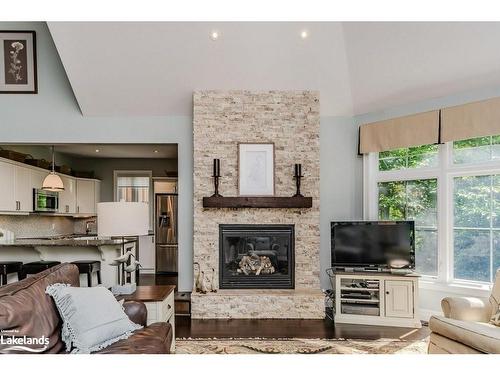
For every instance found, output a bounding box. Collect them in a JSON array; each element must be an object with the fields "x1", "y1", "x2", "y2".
[
  {"x1": 238, "y1": 143, "x2": 275, "y2": 196},
  {"x1": 0, "y1": 31, "x2": 37, "y2": 93}
]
